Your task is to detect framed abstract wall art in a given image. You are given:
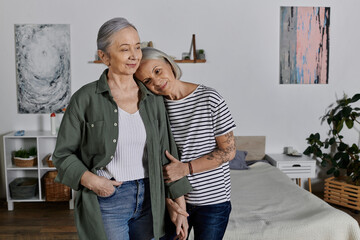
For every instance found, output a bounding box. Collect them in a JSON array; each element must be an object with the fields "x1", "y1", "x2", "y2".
[
  {"x1": 15, "y1": 24, "x2": 71, "y2": 113},
  {"x1": 279, "y1": 7, "x2": 330, "y2": 84}
]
